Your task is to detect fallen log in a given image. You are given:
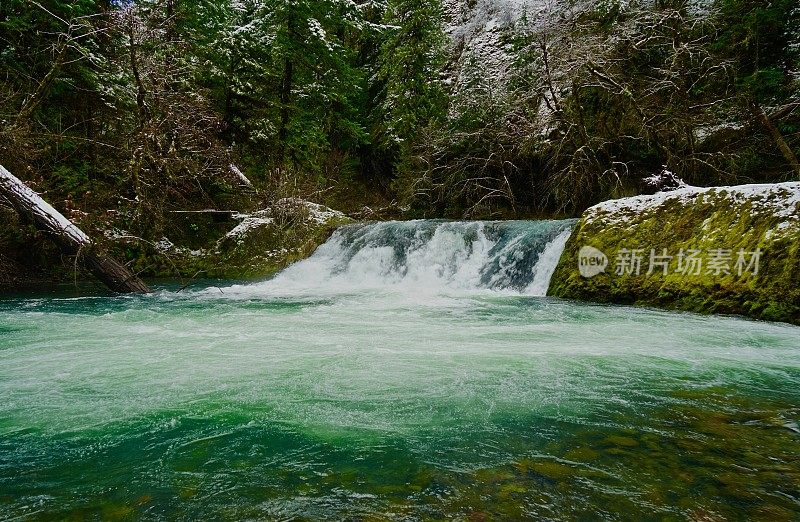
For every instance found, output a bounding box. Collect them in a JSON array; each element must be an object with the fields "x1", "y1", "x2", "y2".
[{"x1": 0, "y1": 164, "x2": 151, "y2": 294}]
